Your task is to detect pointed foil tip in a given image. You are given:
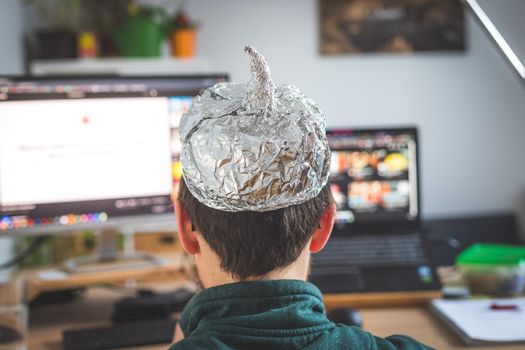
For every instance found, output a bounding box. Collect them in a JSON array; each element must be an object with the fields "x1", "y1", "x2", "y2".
[{"x1": 244, "y1": 45, "x2": 274, "y2": 112}]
